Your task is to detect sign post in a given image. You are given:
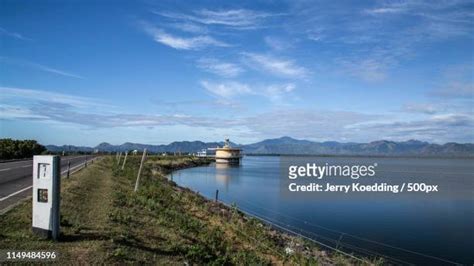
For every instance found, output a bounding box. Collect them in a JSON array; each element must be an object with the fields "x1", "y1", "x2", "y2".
[{"x1": 32, "y1": 155, "x2": 60, "y2": 240}]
